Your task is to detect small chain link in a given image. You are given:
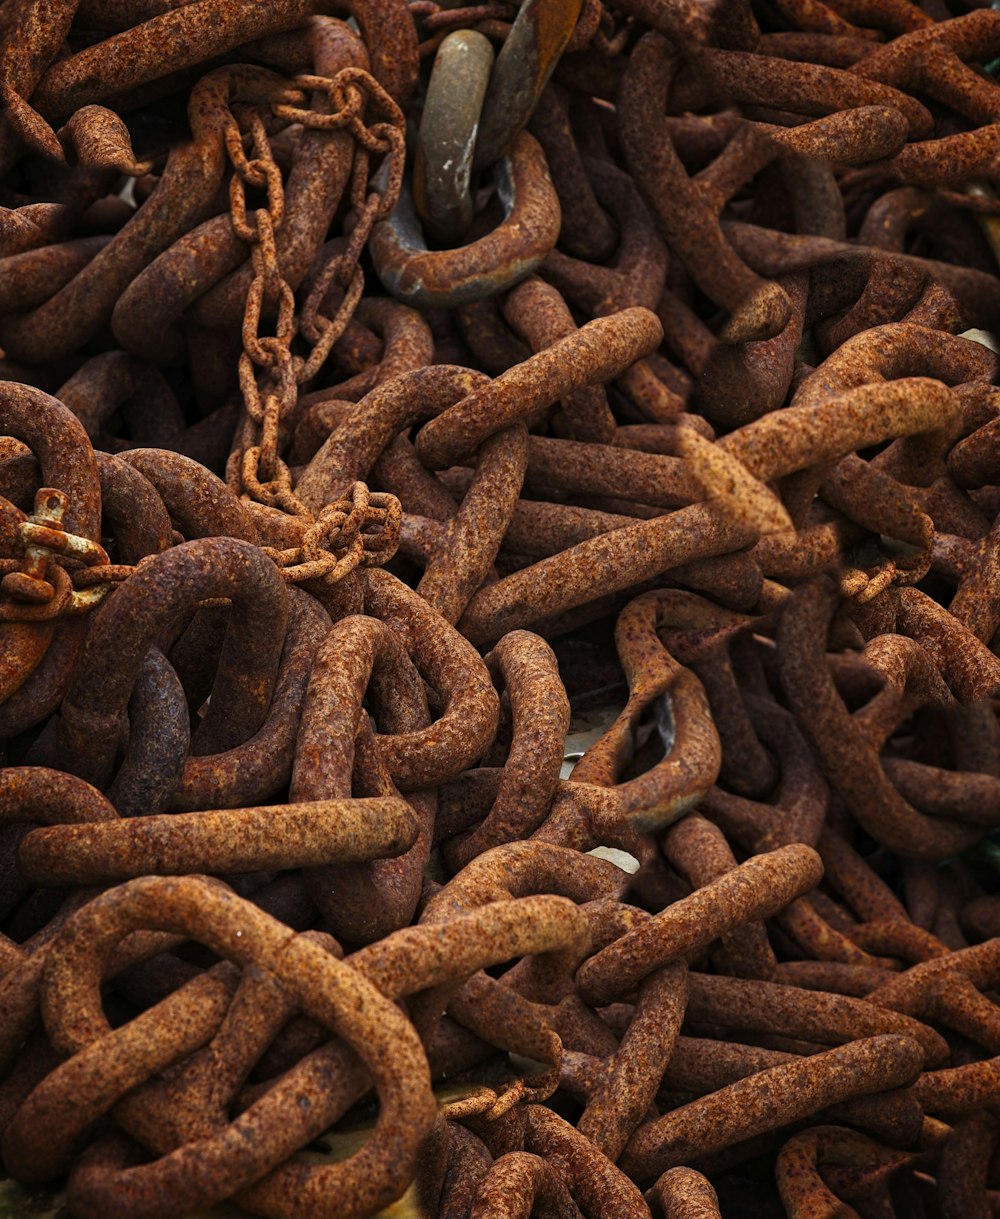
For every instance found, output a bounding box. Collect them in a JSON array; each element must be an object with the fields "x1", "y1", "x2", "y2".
[{"x1": 0, "y1": 489, "x2": 119, "y2": 621}]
